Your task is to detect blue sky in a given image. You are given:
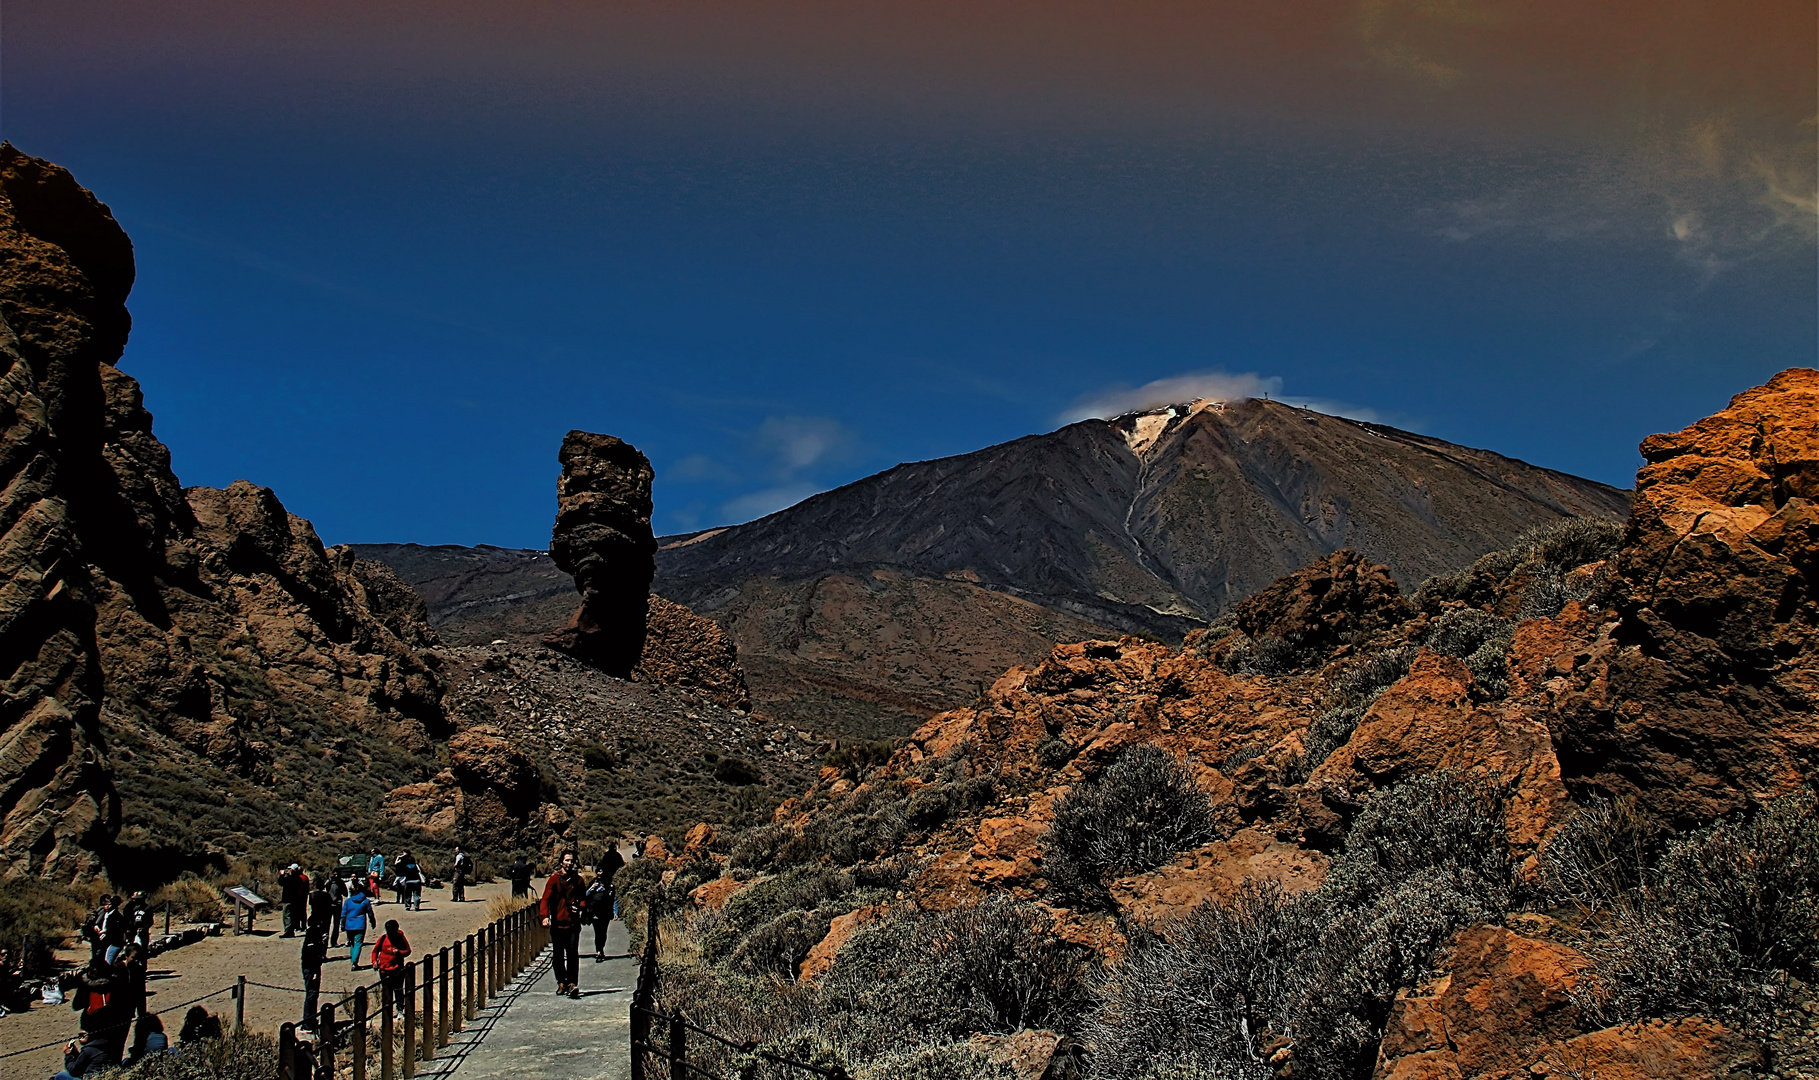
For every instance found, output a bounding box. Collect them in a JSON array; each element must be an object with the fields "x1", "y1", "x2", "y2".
[{"x1": 7, "y1": 1, "x2": 1813, "y2": 545}]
